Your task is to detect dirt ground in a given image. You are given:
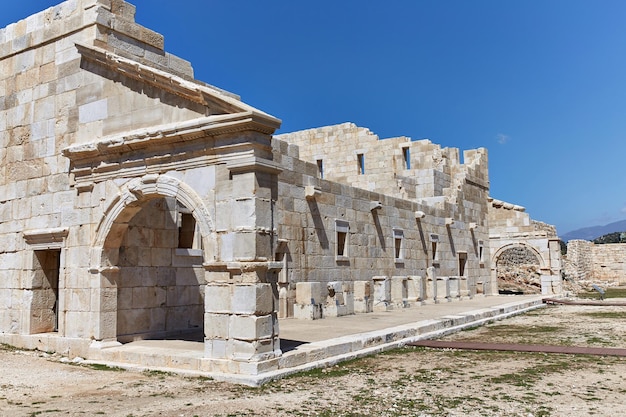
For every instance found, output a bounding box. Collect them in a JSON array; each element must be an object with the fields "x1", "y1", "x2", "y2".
[{"x1": 2, "y1": 301, "x2": 626, "y2": 417}]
